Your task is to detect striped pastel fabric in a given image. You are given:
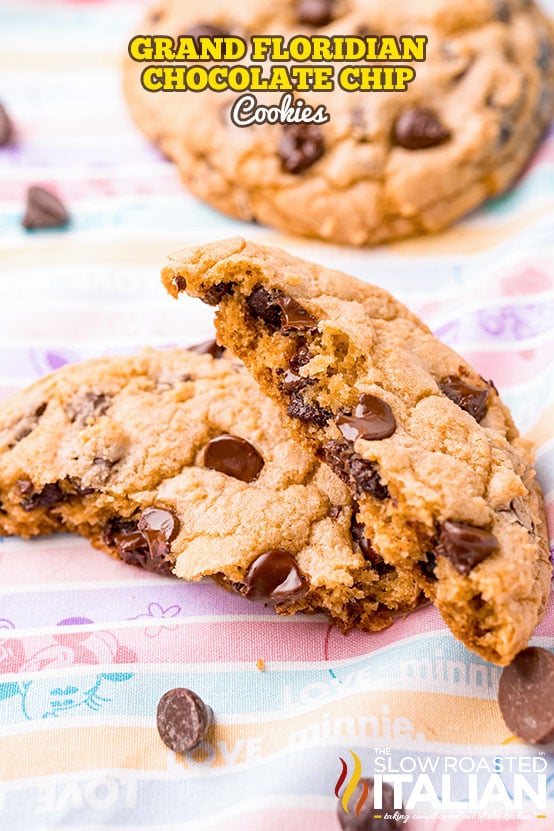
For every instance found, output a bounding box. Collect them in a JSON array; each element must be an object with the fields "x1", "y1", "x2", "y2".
[{"x1": 0, "y1": 1, "x2": 553, "y2": 829}]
